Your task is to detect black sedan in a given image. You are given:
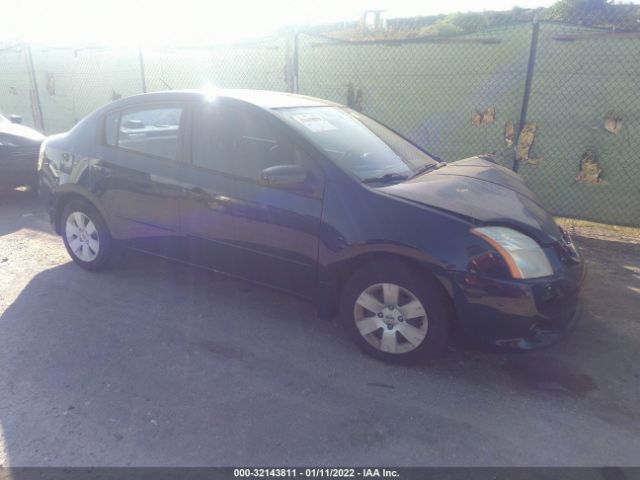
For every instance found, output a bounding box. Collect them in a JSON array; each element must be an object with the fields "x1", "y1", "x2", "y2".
[
  {"x1": 0, "y1": 113, "x2": 44, "y2": 191},
  {"x1": 39, "y1": 90, "x2": 585, "y2": 362}
]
